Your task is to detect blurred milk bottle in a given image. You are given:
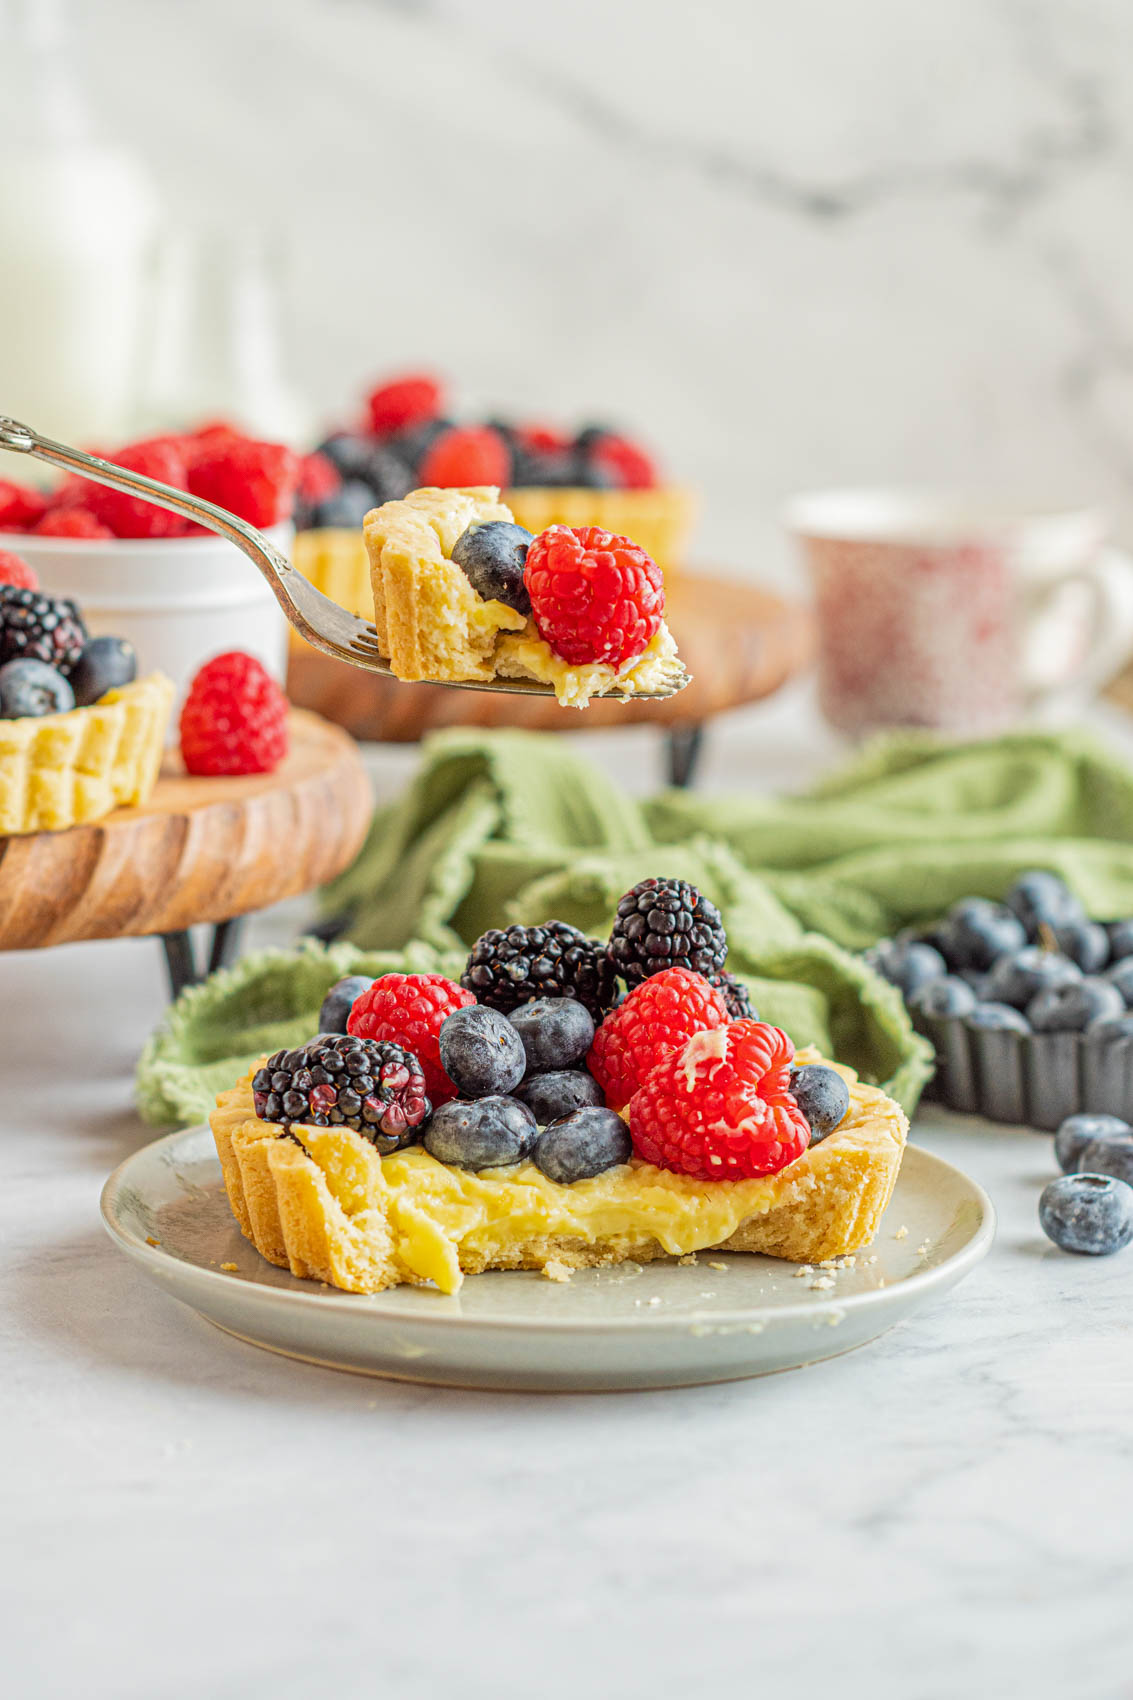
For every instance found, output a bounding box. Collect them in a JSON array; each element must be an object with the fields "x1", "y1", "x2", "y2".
[{"x1": 0, "y1": 0, "x2": 155, "y2": 443}]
